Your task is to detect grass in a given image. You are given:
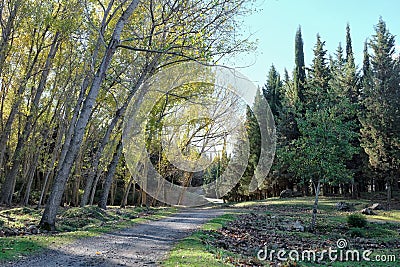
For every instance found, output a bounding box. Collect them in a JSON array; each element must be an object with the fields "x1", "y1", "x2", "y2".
[
  {"x1": 0, "y1": 205, "x2": 176, "y2": 262},
  {"x1": 162, "y1": 213, "x2": 238, "y2": 267},
  {"x1": 163, "y1": 197, "x2": 400, "y2": 266}
]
